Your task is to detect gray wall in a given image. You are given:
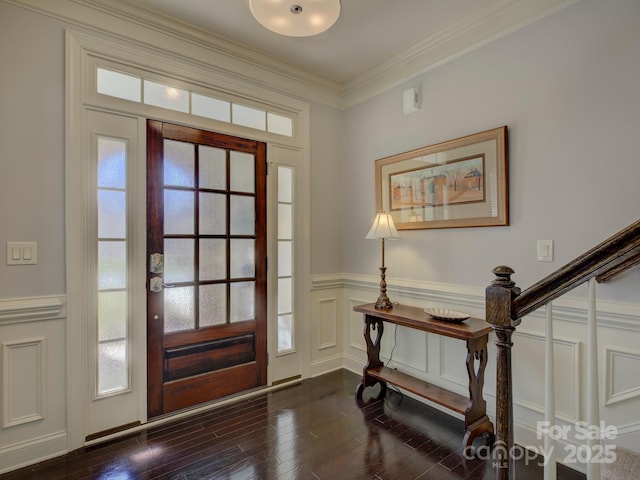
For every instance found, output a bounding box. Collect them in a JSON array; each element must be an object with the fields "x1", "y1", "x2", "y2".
[
  {"x1": 0, "y1": 3, "x2": 66, "y2": 298},
  {"x1": 341, "y1": 0, "x2": 640, "y2": 302}
]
